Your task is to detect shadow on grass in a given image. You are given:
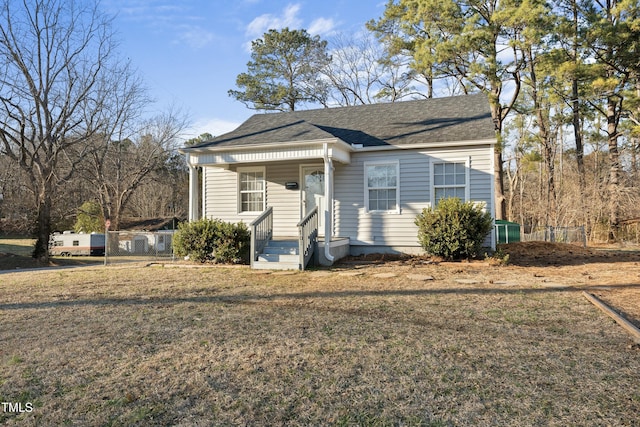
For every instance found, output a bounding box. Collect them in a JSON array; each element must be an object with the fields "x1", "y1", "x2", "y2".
[
  {"x1": 2, "y1": 283, "x2": 640, "y2": 311},
  {"x1": 0, "y1": 254, "x2": 104, "y2": 271}
]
